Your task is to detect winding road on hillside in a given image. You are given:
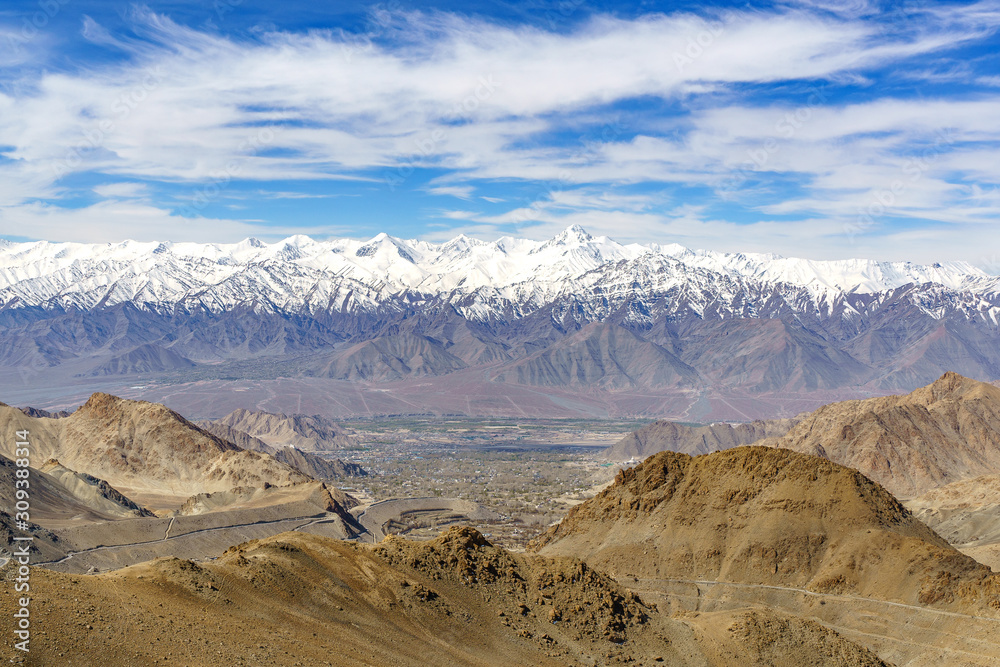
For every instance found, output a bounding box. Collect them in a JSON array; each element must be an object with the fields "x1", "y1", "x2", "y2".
[
  {"x1": 637, "y1": 577, "x2": 1000, "y2": 622},
  {"x1": 35, "y1": 511, "x2": 339, "y2": 568},
  {"x1": 631, "y1": 576, "x2": 1000, "y2": 664}
]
